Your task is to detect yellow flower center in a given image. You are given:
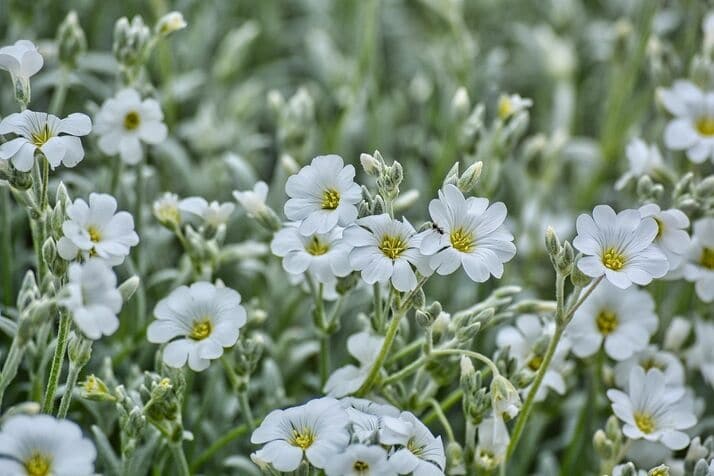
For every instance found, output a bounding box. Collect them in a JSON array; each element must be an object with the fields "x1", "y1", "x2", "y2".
[
  {"x1": 379, "y1": 234, "x2": 408, "y2": 260},
  {"x1": 478, "y1": 449, "x2": 496, "y2": 469},
  {"x1": 701, "y1": 247, "x2": 714, "y2": 270},
  {"x1": 30, "y1": 123, "x2": 52, "y2": 146},
  {"x1": 634, "y1": 411, "x2": 656, "y2": 434},
  {"x1": 654, "y1": 218, "x2": 664, "y2": 240},
  {"x1": 88, "y1": 226, "x2": 102, "y2": 243},
  {"x1": 321, "y1": 188, "x2": 340, "y2": 210},
  {"x1": 24, "y1": 452, "x2": 52, "y2": 476},
  {"x1": 407, "y1": 438, "x2": 424, "y2": 457},
  {"x1": 124, "y1": 111, "x2": 141, "y2": 131},
  {"x1": 305, "y1": 236, "x2": 329, "y2": 256},
  {"x1": 83, "y1": 375, "x2": 98, "y2": 392},
  {"x1": 602, "y1": 247, "x2": 625, "y2": 271},
  {"x1": 290, "y1": 429, "x2": 315, "y2": 449},
  {"x1": 498, "y1": 96, "x2": 513, "y2": 120},
  {"x1": 650, "y1": 468, "x2": 669, "y2": 476},
  {"x1": 353, "y1": 460, "x2": 370, "y2": 472},
  {"x1": 450, "y1": 227, "x2": 475, "y2": 253},
  {"x1": 695, "y1": 117, "x2": 714, "y2": 136},
  {"x1": 640, "y1": 357, "x2": 664, "y2": 371},
  {"x1": 528, "y1": 355, "x2": 543, "y2": 371},
  {"x1": 596, "y1": 310, "x2": 618, "y2": 335},
  {"x1": 189, "y1": 318, "x2": 212, "y2": 340}
]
